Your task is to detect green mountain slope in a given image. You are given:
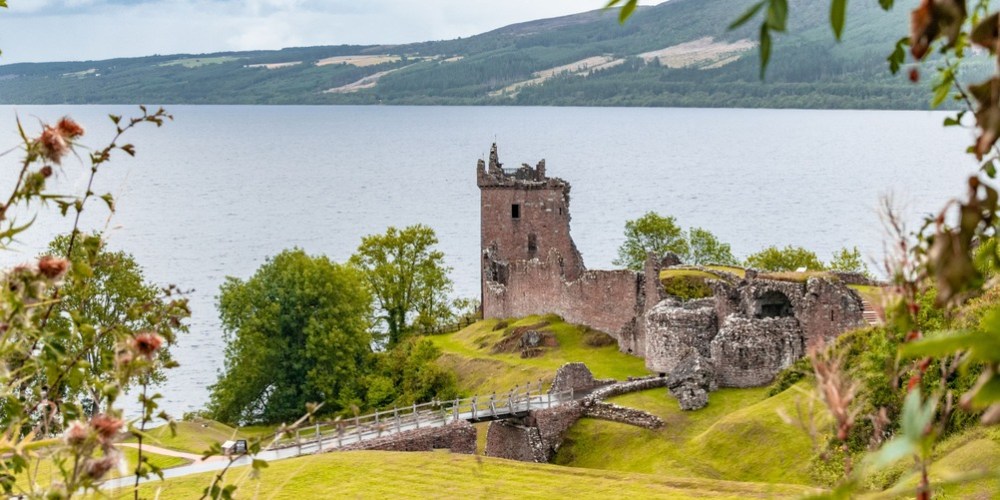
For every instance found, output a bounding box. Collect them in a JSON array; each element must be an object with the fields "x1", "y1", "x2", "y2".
[{"x1": 0, "y1": 0, "x2": 967, "y2": 108}]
